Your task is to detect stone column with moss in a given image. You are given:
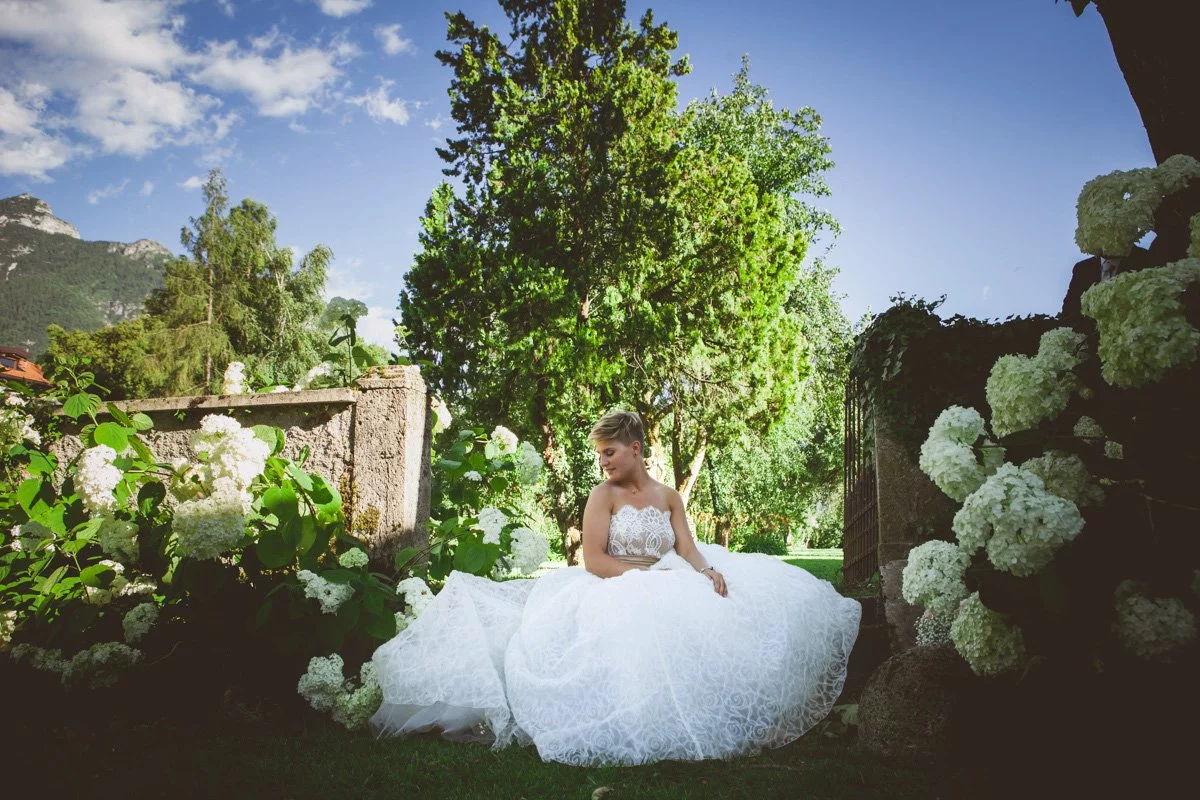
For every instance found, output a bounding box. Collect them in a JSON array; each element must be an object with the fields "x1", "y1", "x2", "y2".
[{"x1": 352, "y1": 366, "x2": 432, "y2": 567}]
